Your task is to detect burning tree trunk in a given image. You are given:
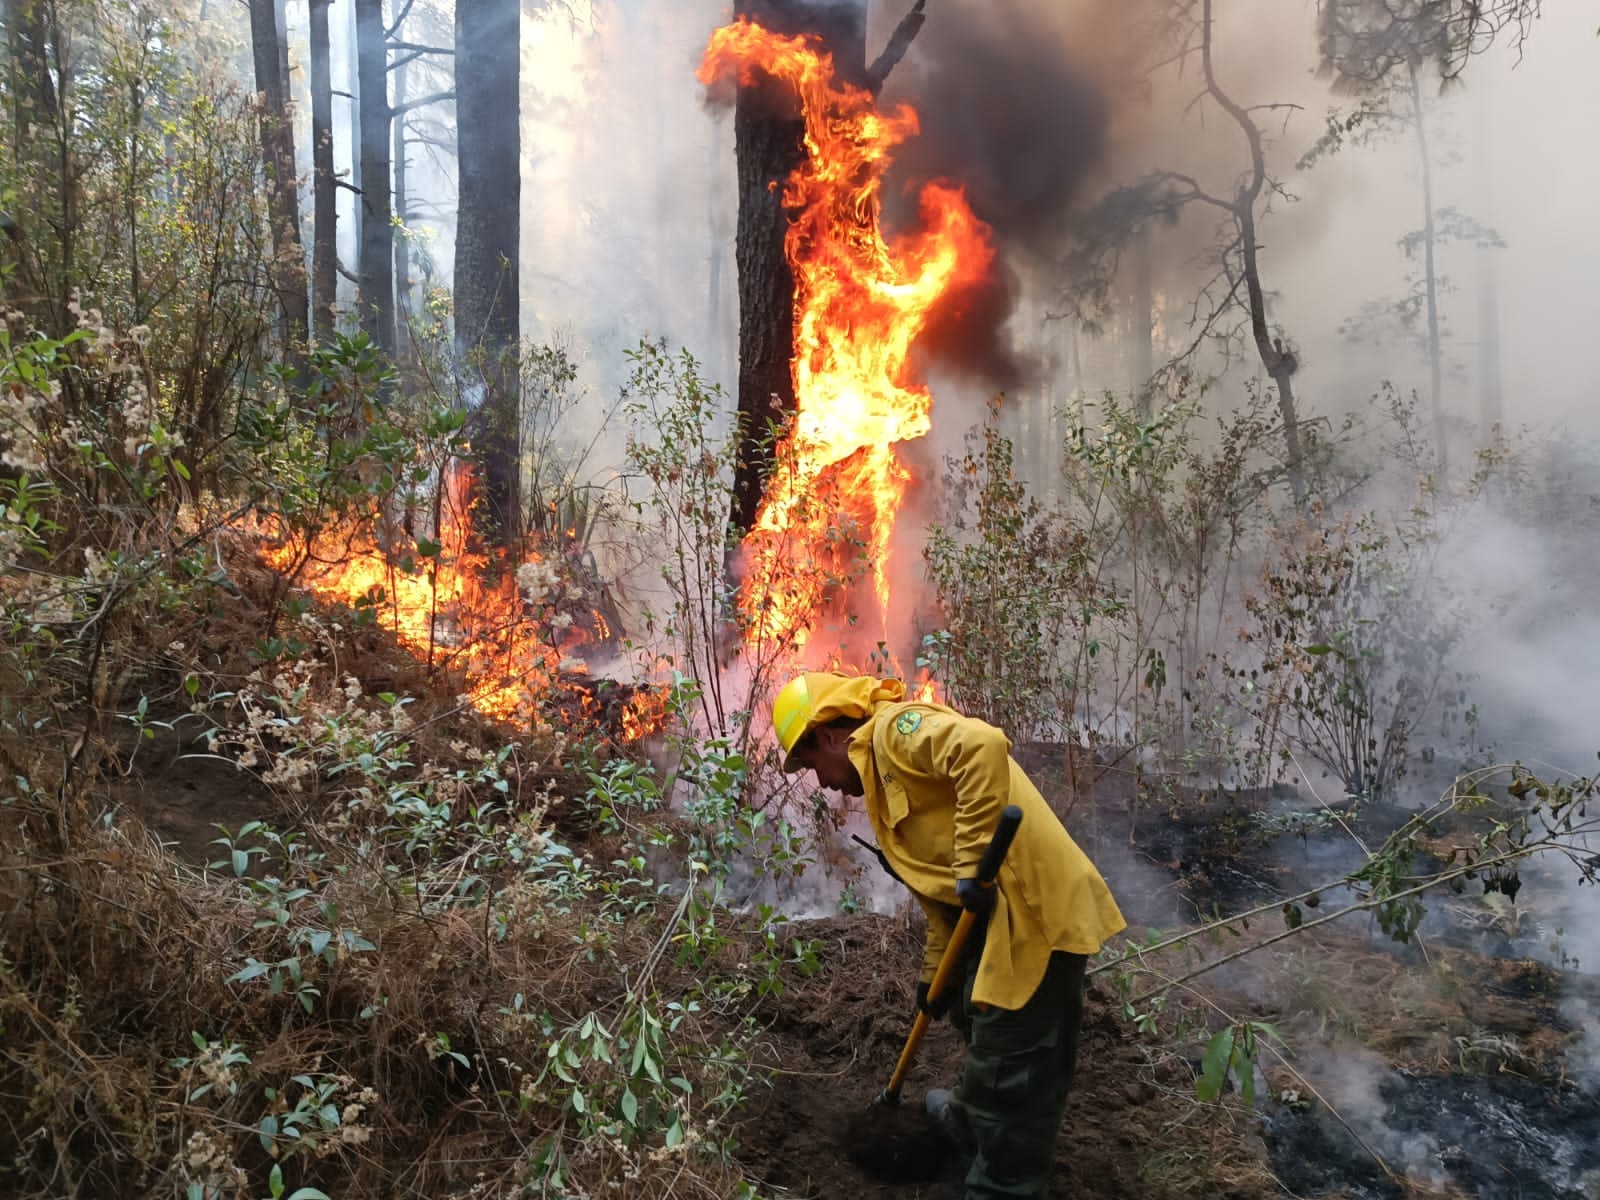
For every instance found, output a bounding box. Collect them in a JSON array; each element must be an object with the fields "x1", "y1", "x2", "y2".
[
  {"x1": 700, "y1": 13, "x2": 986, "y2": 657},
  {"x1": 308, "y1": 0, "x2": 337, "y2": 343},
  {"x1": 250, "y1": 0, "x2": 309, "y2": 356},
  {"x1": 454, "y1": 0, "x2": 521, "y2": 548},
  {"x1": 354, "y1": 0, "x2": 394, "y2": 356},
  {"x1": 727, "y1": 1, "x2": 868, "y2": 539}
]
